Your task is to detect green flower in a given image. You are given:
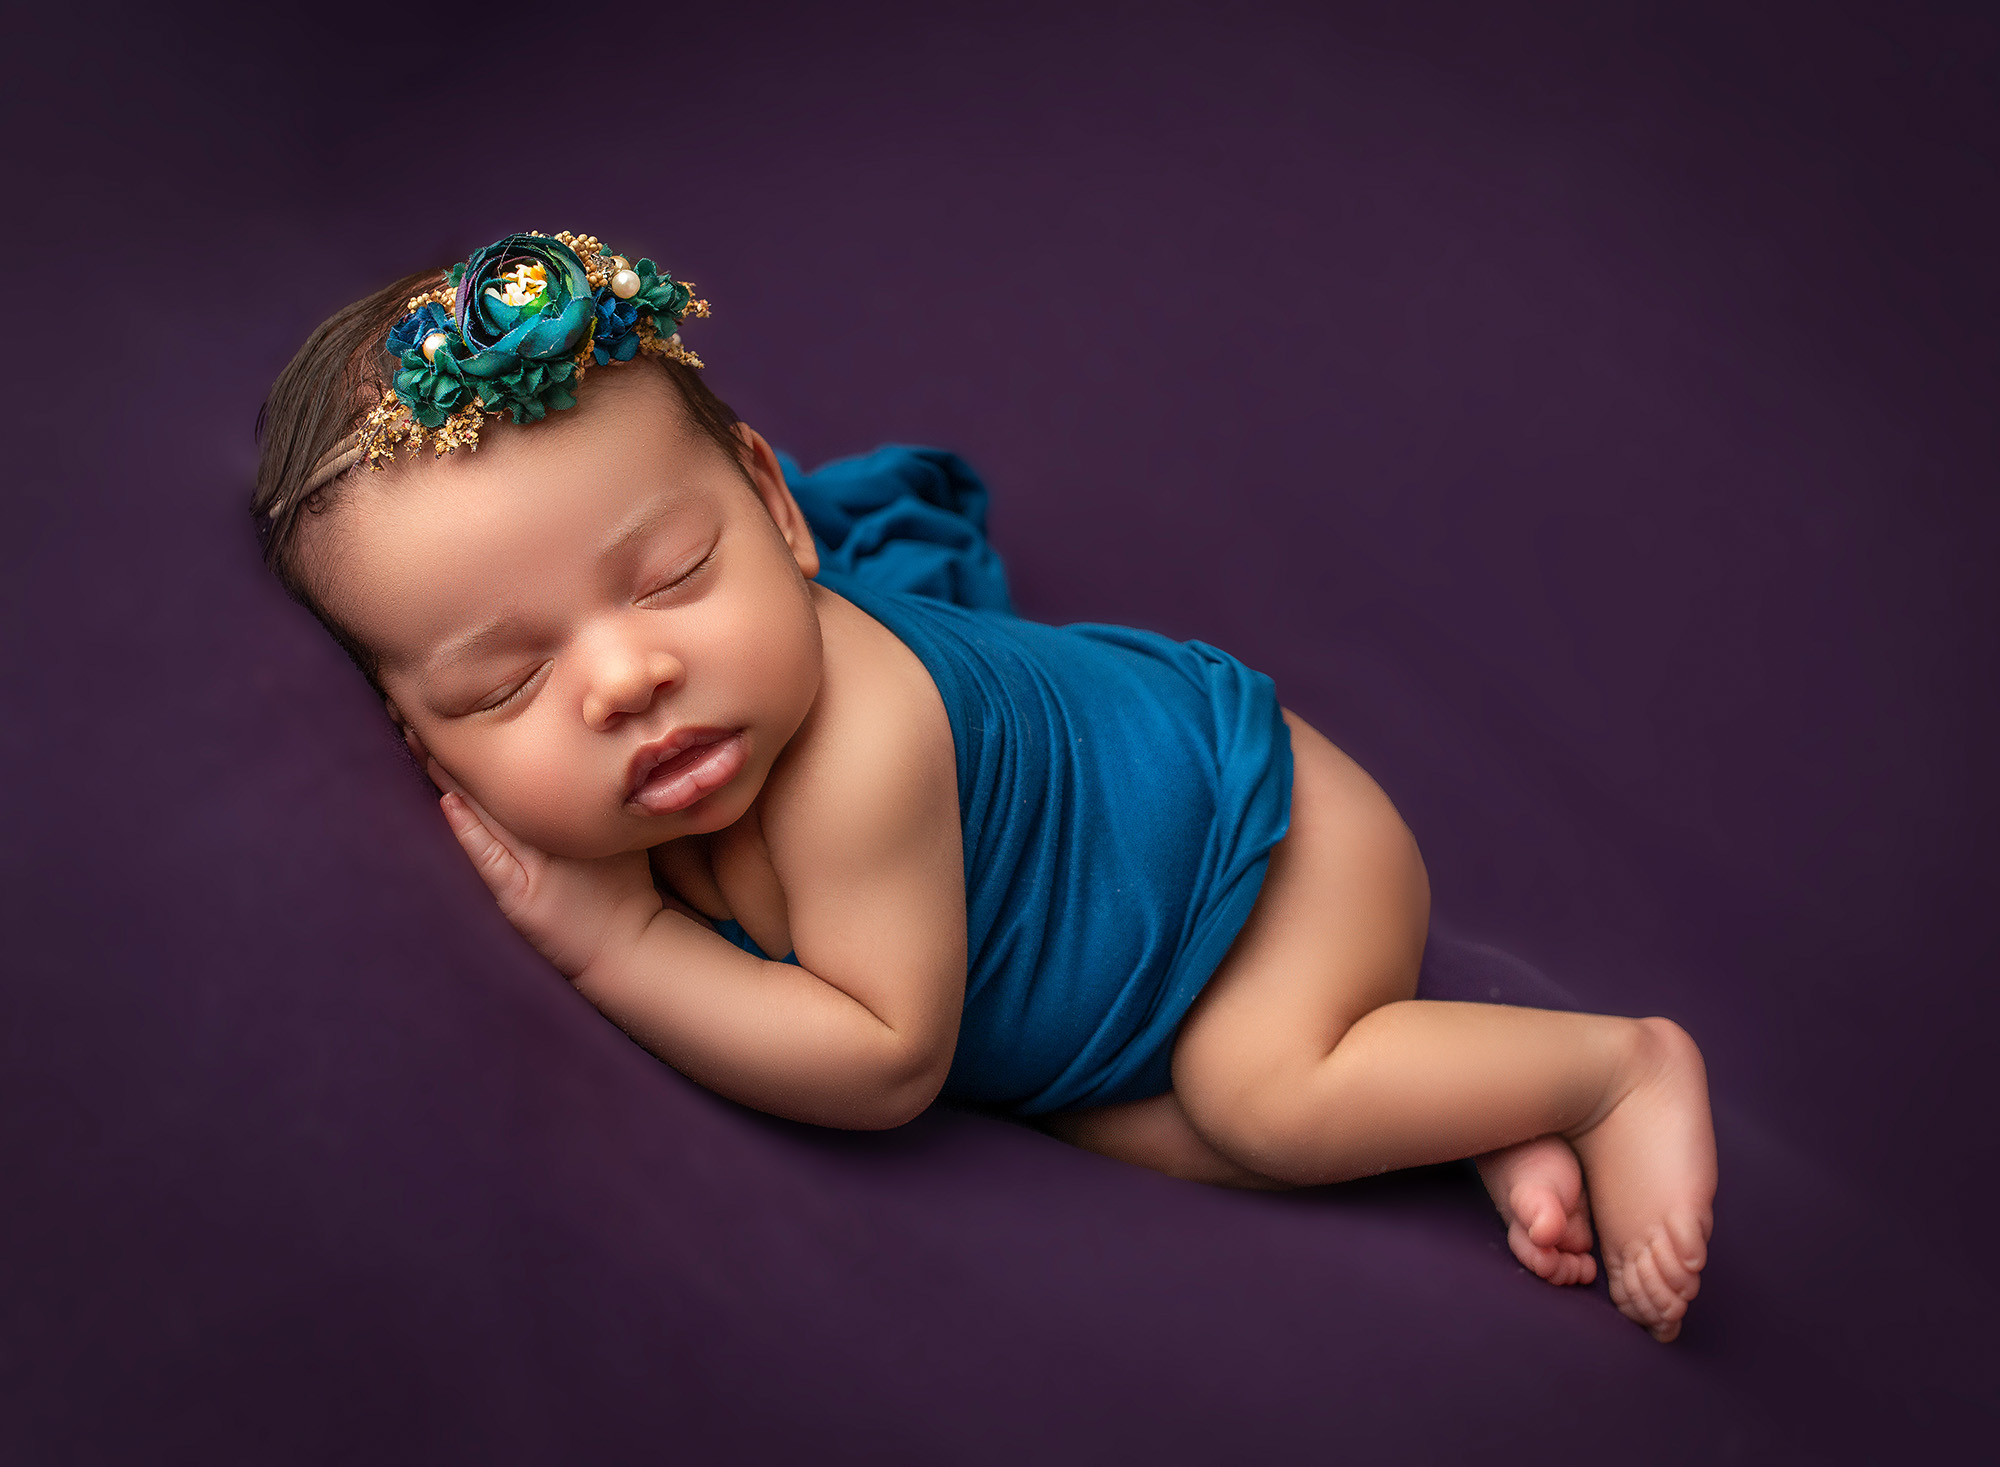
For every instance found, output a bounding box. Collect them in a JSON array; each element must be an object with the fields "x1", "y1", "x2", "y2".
[
  {"x1": 392, "y1": 341, "x2": 476, "y2": 429},
  {"x1": 473, "y1": 357, "x2": 582, "y2": 425},
  {"x1": 630, "y1": 258, "x2": 693, "y2": 324}
]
